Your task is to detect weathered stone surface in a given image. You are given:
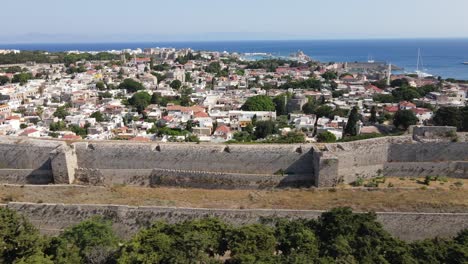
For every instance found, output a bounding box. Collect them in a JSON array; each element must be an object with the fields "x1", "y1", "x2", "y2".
[
  {"x1": 6, "y1": 202, "x2": 468, "y2": 241},
  {"x1": 50, "y1": 145, "x2": 78, "y2": 184},
  {"x1": 0, "y1": 126, "x2": 466, "y2": 188}
]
